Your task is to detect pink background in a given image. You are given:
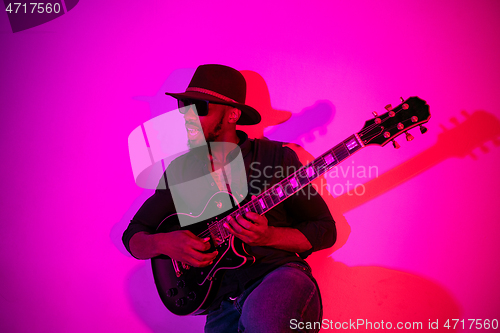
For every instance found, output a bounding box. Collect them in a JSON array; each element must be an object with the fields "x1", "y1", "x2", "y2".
[{"x1": 1, "y1": 0, "x2": 499, "y2": 332}]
